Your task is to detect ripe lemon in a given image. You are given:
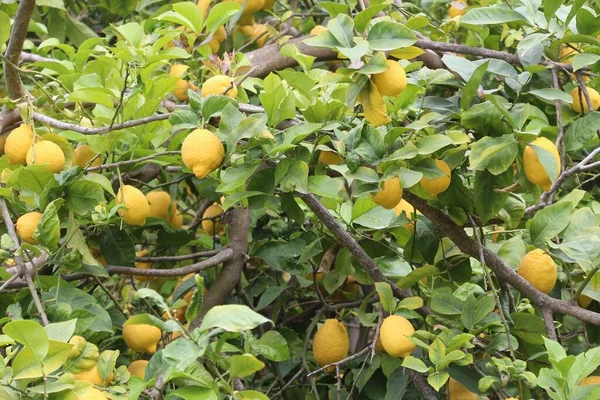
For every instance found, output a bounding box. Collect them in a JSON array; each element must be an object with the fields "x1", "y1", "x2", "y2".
[
  {"x1": 310, "y1": 25, "x2": 327, "y2": 35},
  {"x1": 170, "y1": 64, "x2": 190, "y2": 101},
  {"x1": 420, "y1": 159, "x2": 451, "y2": 197},
  {"x1": 448, "y1": 0, "x2": 467, "y2": 17},
  {"x1": 394, "y1": 199, "x2": 419, "y2": 232},
  {"x1": 176, "y1": 290, "x2": 194, "y2": 322},
  {"x1": 74, "y1": 364, "x2": 113, "y2": 386},
  {"x1": 312, "y1": 319, "x2": 349, "y2": 366},
  {"x1": 570, "y1": 86, "x2": 600, "y2": 114},
  {"x1": 16, "y1": 212, "x2": 43, "y2": 245},
  {"x1": 559, "y1": 45, "x2": 579, "y2": 63},
  {"x1": 523, "y1": 137, "x2": 560, "y2": 191},
  {"x1": 578, "y1": 295, "x2": 593, "y2": 308},
  {"x1": 238, "y1": 24, "x2": 269, "y2": 47},
  {"x1": 208, "y1": 38, "x2": 220, "y2": 54},
  {"x1": 318, "y1": 151, "x2": 343, "y2": 165},
  {"x1": 201, "y1": 75, "x2": 237, "y2": 98},
  {"x1": 448, "y1": 378, "x2": 477, "y2": 400},
  {"x1": 146, "y1": 191, "x2": 172, "y2": 220},
  {"x1": 181, "y1": 128, "x2": 224, "y2": 179},
  {"x1": 73, "y1": 144, "x2": 101, "y2": 168},
  {"x1": 238, "y1": 15, "x2": 255, "y2": 26},
  {"x1": 373, "y1": 177, "x2": 403, "y2": 209},
  {"x1": 128, "y1": 359, "x2": 149, "y2": 380},
  {"x1": 5, "y1": 124, "x2": 35, "y2": 165},
  {"x1": 197, "y1": 0, "x2": 210, "y2": 18},
  {"x1": 117, "y1": 185, "x2": 150, "y2": 226},
  {"x1": 263, "y1": 0, "x2": 275, "y2": 10},
  {"x1": 213, "y1": 26, "x2": 226, "y2": 43},
  {"x1": 372, "y1": 60, "x2": 407, "y2": 97},
  {"x1": 86, "y1": 388, "x2": 108, "y2": 400},
  {"x1": 379, "y1": 315, "x2": 416, "y2": 358},
  {"x1": 518, "y1": 249, "x2": 557, "y2": 294},
  {"x1": 26, "y1": 141, "x2": 65, "y2": 173},
  {"x1": 134, "y1": 249, "x2": 154, "y2": 282},
  {"x1": 581, "y1": 376, "x2": 600, "y2": 386},
  {"x1": 375, "y1": 336, "x2": 386, "y2": 353},
  {"x1": 202, "y1": 203, "x2": 224, "y2": 235},
  {"x1": 122, "y1": 320, "x2": 162, "y2": 354},
  {"x1": 227, "y1": 0, "x2": 265, "y2": 15},
  {"x1": 169, "y1": 202, "x2": 183, "y2": 229}
]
